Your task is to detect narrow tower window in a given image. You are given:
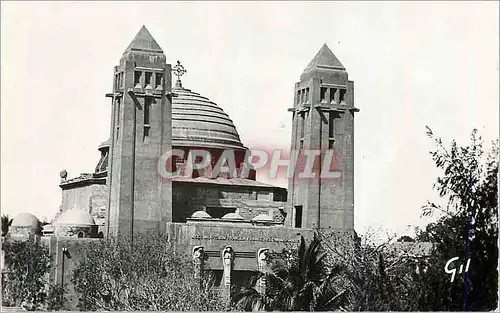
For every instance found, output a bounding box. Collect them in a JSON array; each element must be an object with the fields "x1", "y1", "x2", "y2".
[
  {"x1": 328, "y1": 112, "x2": 335, "y2": 149},
  {"x1": 339, "y1": 89, "x2": 346, "y2": 104},
  {"x1": 116, "y1": 97, "x2": 121, "y2": 126},
  {"x1": 144, "y1": 97, "x2": 152, "y2": 140},
  {"x1": 297, "y1": 90, "x2": 302, "y2": 105},
  {"x1": 134, "y1": 71, "x2": 142, "y2": 87},
  {"x1": 320, "y1": 87, "x2": 327, "y2": 103},
  {"x1": 294, "y1": 205, "x2": 303, "y2": 228},
  {"x1": 119, "y1": 72, "x2": 124, "y2": 88},
  {"x1": 330, "y1": 88, "x2": 337, "y2": 104},
  {"x1": 300, "y1": 112, "x2": 305, "y2": 139},
  {"x1": 305, "y1": 88, "x2": 310, "y2": 104},
  {"x1": 155, "y1": 73, "x2": 163, "y2": 89},
  {"x1": 115, "y1": 98, "x2": 121, "y2": 142},
  {"x1": 145, "y1": 72, "x2": 152, "y2": 88}
]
